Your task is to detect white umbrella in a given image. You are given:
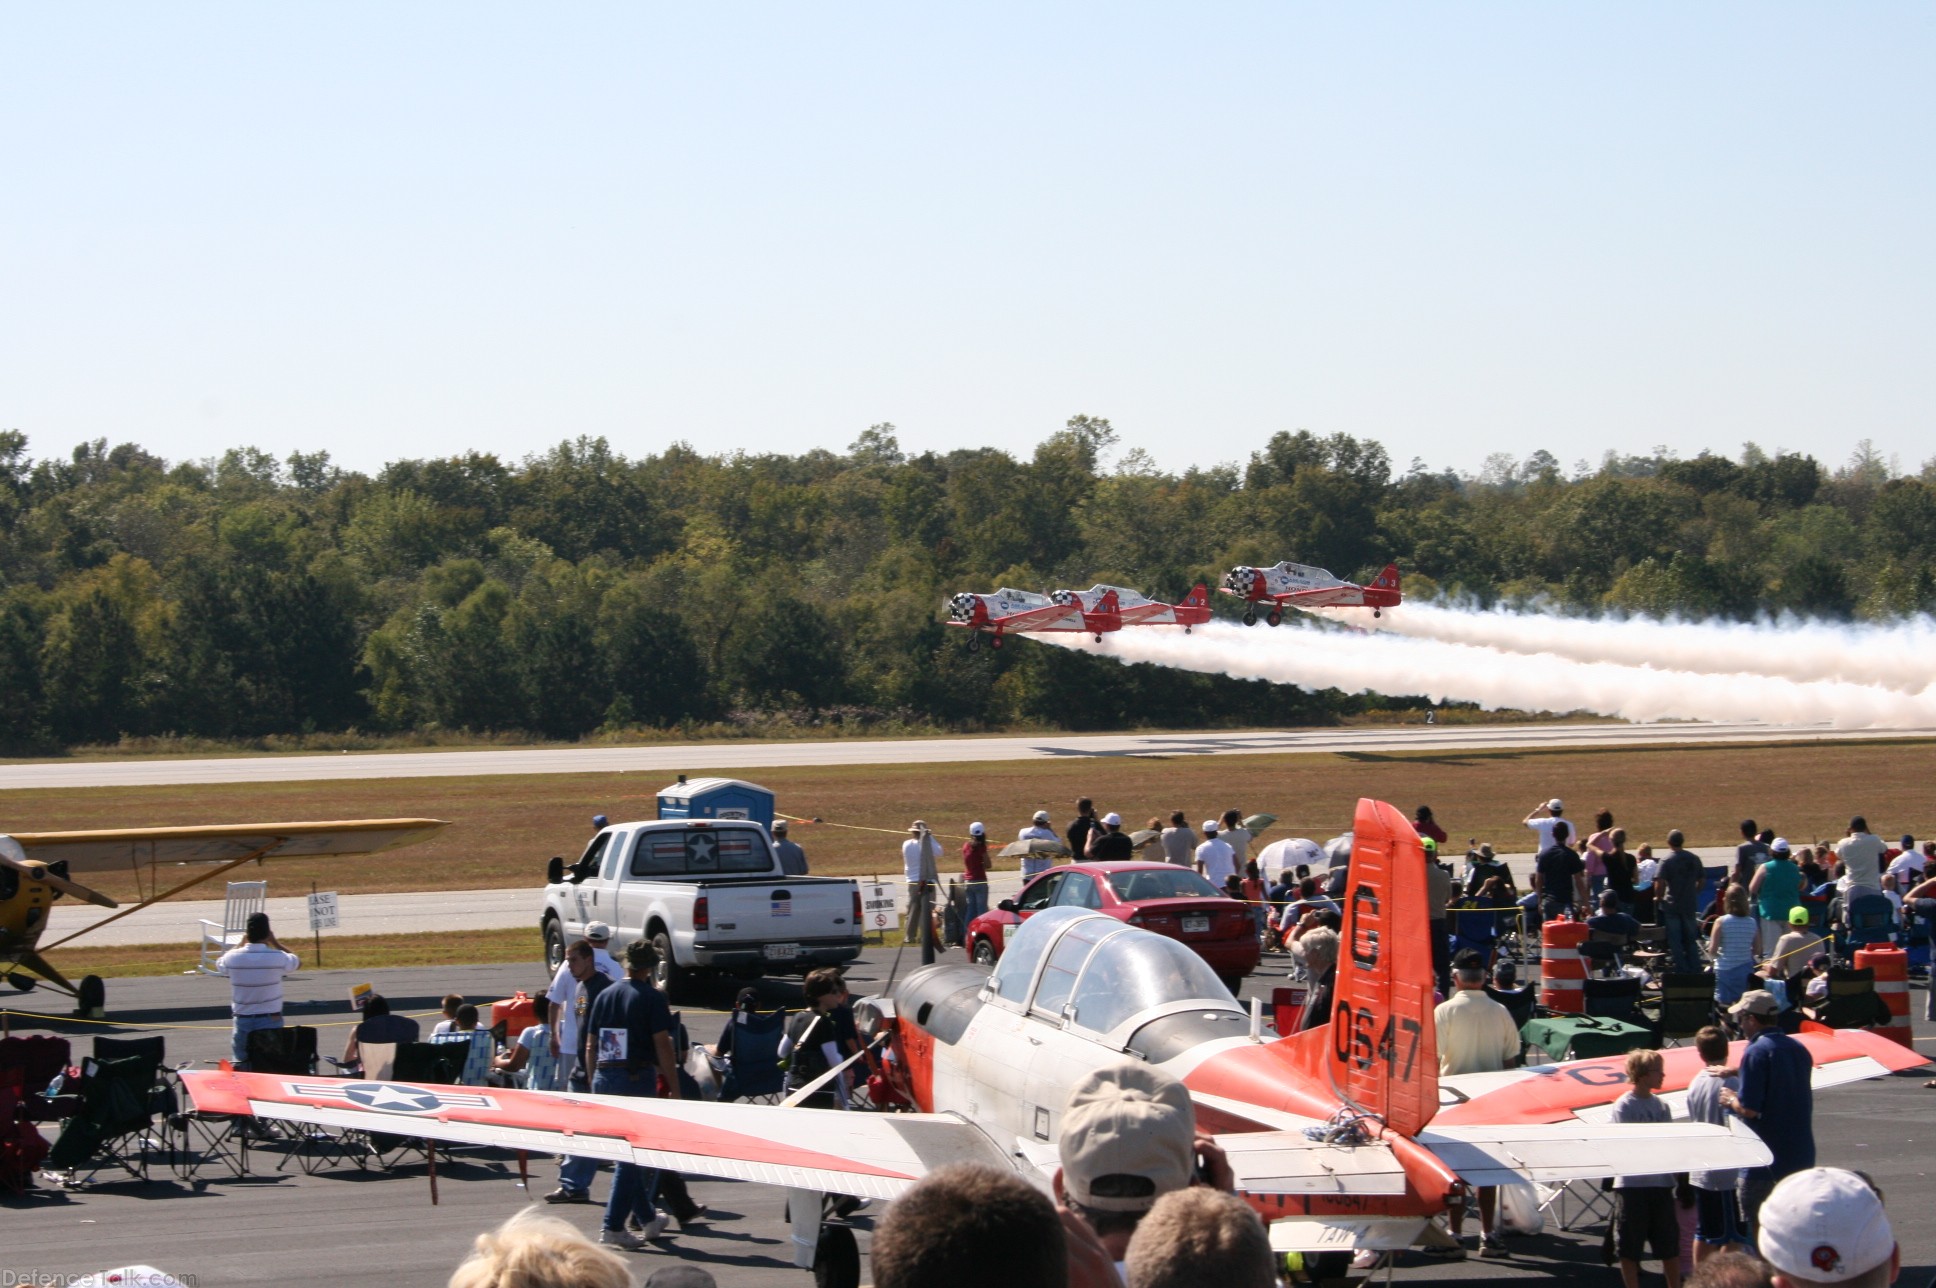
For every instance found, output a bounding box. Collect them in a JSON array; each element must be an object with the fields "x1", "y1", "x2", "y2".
[{"x1": 1257, "y1": 836, "x2": 1324, "y2": 881}]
